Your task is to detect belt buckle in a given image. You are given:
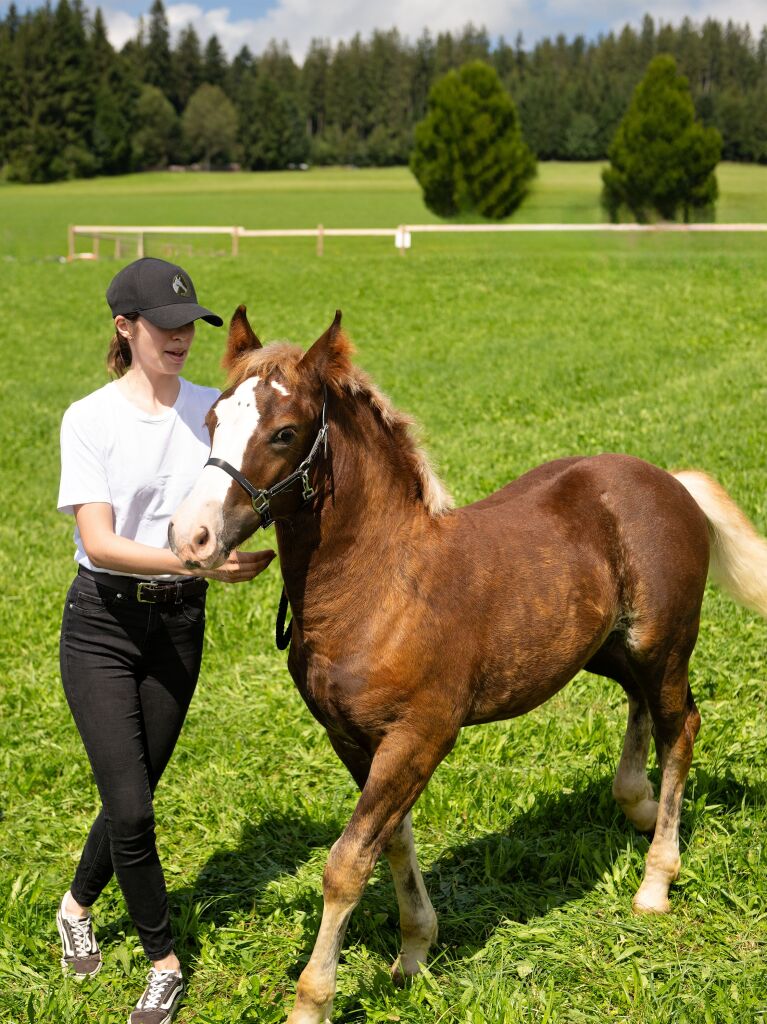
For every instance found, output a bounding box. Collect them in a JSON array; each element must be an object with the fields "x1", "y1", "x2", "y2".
[{"x1": 136, "y1": 582, "x2": 162, "y2": 603}]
